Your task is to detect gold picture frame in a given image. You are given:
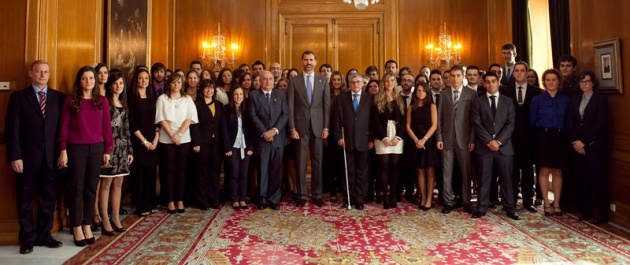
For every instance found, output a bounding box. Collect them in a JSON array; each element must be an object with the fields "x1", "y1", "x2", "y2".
[
  {"x1": 594, "y1": 38, "x2": 623, "y2": 94},
  {"x1": 107, "y1": 0, "x2": 151, "y2": 81}
]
